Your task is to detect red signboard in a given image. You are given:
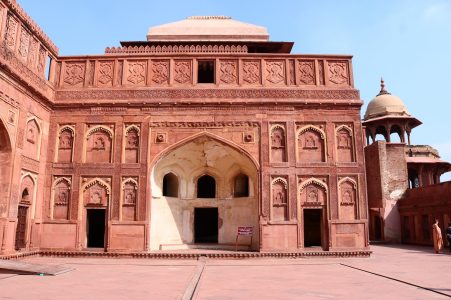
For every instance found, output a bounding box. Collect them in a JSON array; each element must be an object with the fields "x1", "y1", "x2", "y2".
[{"x1": 237, "y1": 226, "x2": 253, "y2": 236}]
